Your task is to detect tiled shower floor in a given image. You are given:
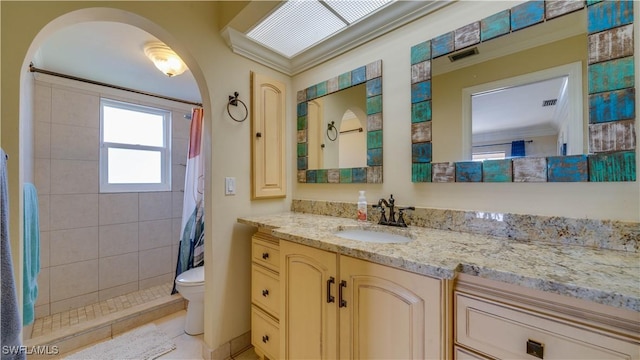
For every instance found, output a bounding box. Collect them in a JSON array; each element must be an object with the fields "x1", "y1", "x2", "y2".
[{"x1": 30, "y1": 282, "x2": 174, "y2": 338}]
